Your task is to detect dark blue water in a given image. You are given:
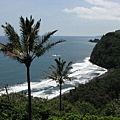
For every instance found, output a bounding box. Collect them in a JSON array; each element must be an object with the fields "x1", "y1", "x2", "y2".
[
  {"x1": 0, "y1": 36, "x2": 107, "y2": 99},
  {"x1": 0, "y1": 36, "x2": 95, "y2": 85}
]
